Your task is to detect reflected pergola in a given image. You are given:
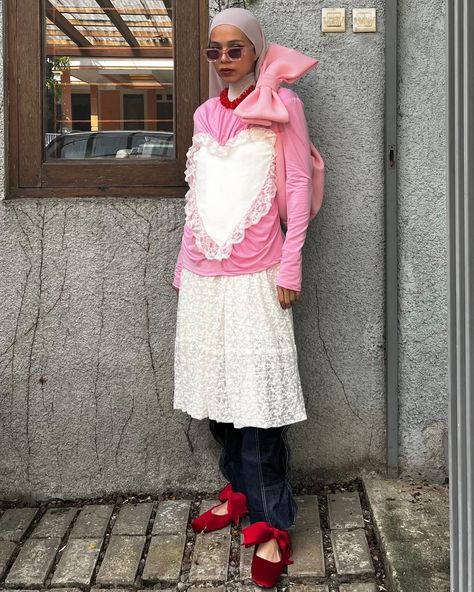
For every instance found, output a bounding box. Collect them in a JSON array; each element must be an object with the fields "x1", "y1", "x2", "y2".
[
  {"x1": 45, "y1": 1, "x2": 174, "y2": 132},
  {"x1": 46, "y1": 0, "x2": 173, "y2": 53}
]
